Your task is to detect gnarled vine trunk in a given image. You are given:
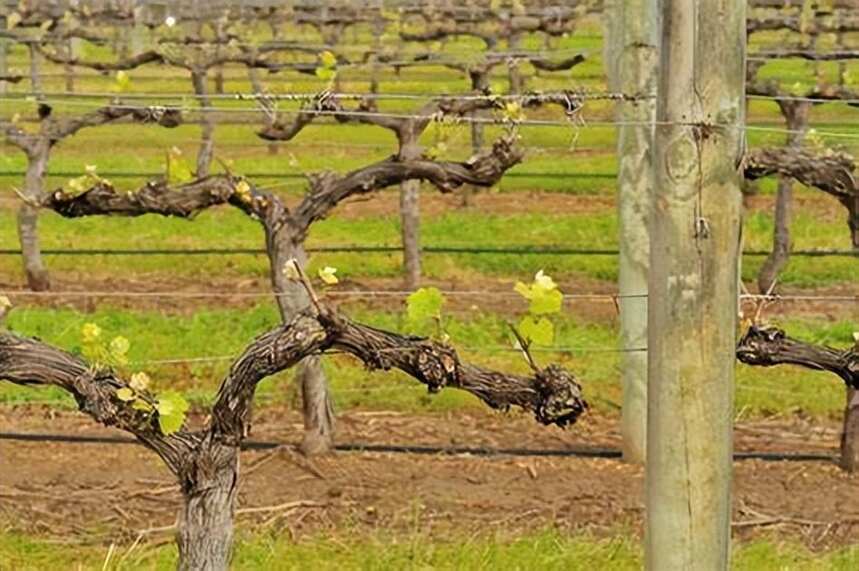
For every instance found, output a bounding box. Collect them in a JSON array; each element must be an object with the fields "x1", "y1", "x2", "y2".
[
  {"x1": 841, "y1": 388, "x2": 859, "y2": 472},
  {"x1": 176, "y1": 443, "x2": 239, "y2": 571},
  {"x1": 757, "y1": 101, "x2": 810, "y2": 292},
  {"x1": 191, "y1": 69, "x2": 215, "y2": 177},
  {"x1": 264, "y1": 216, "x2": 334, "y2": 455},
  {"x1": 737, "y1": 325, "x2": 859, "y2": 472}
]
